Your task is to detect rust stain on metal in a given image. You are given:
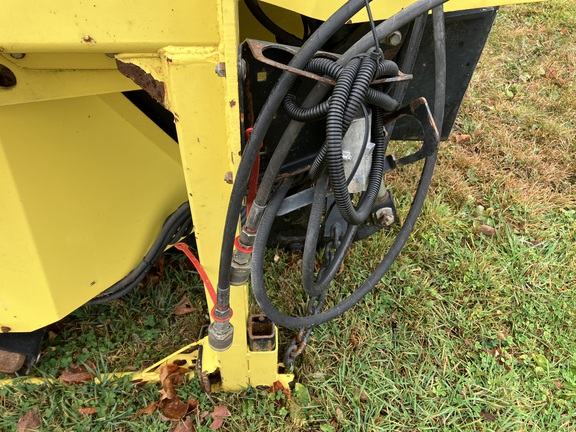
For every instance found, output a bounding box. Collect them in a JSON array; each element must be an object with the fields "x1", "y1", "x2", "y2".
[
  {"x1": 116, "y1": 60, "x2": 166, "y2": 105},
  {"x1": 1, "y1": 326, "x2": 11, "y2": 333},
  {"x1": 229, "y1": 99, "x2": 236, "y2": 108},
  {"x1": 224, "y1": 171, "x2": 234, "y2": 184},
  {"x1": 82, "y1": 35, "x2": 96, "y2": 43}
]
